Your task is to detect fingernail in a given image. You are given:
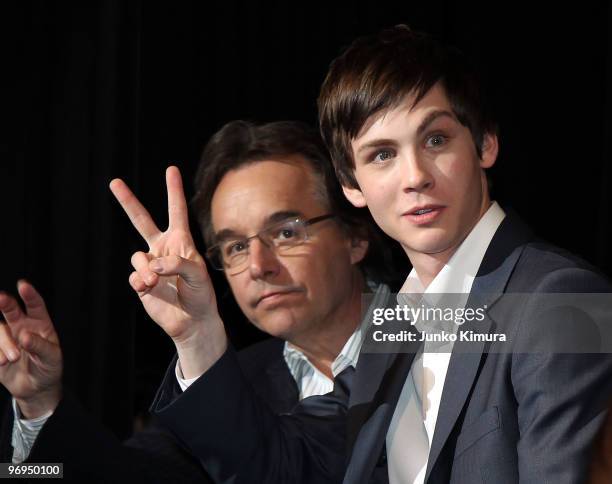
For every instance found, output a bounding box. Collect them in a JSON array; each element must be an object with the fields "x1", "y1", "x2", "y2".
[{"x1": 7, "y1": 349, "x2": 19, "y2": 362}]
